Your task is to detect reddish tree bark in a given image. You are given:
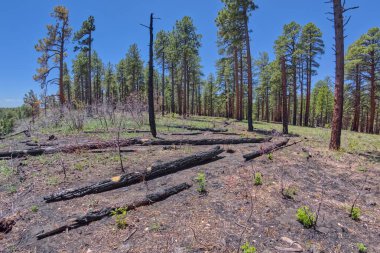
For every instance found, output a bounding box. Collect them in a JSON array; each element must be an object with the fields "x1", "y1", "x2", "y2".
[
  {"x1": 329, "y1": 0, "x2": 344, "y2": 150},
  {"x1": 281, "y1": 56, "x2": 288, "y2": 134}
]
